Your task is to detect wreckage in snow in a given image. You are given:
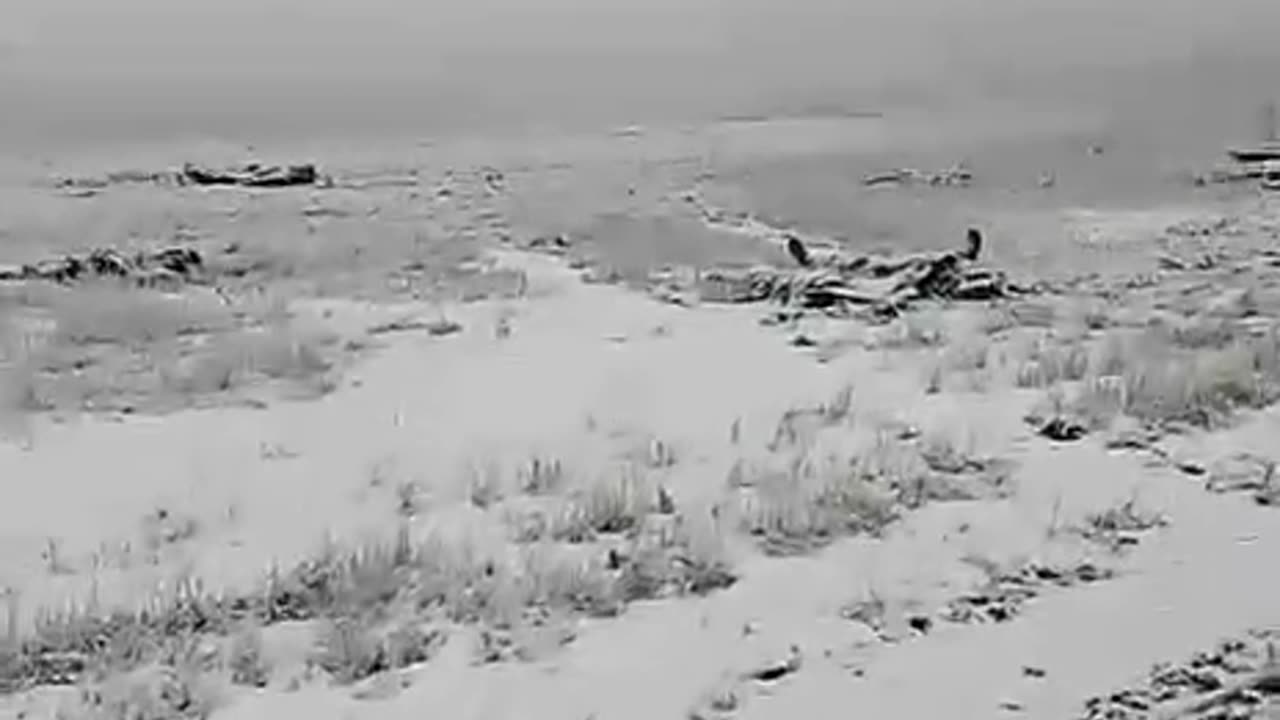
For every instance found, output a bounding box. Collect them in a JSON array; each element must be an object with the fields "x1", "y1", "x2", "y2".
[
  {"x1": 54, "y1": 162, "x2": 325, "y2": 194},
  {"x1": 178, "y1": 162, "x2": 320, "y2": 188},
  {"x1": 863, "y1": 163, "x2": 973, "y2": 188},
  {"x1": 0, "y1": 246, "x2": 205, "y2": 288},
  {"x1": 685, "y1": 228, "x2": 1022, "y2": 320},
  {"x1": 1197, "y1": 102, "x2": 1280, "y2": 190}
]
